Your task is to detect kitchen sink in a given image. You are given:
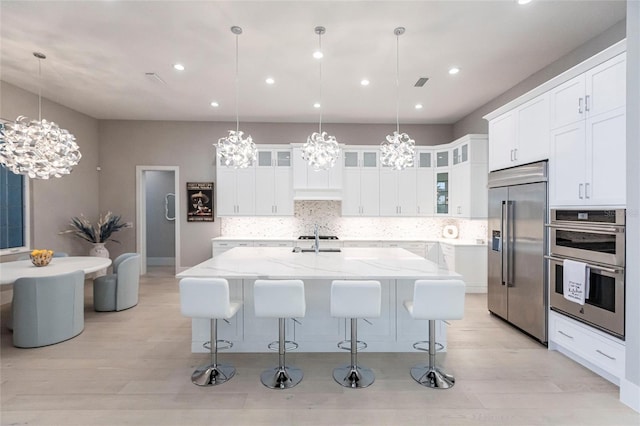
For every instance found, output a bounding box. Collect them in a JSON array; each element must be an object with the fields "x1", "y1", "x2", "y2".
[{"x1": 292, "y1": 248, "x2": 342, "y2": 253}]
